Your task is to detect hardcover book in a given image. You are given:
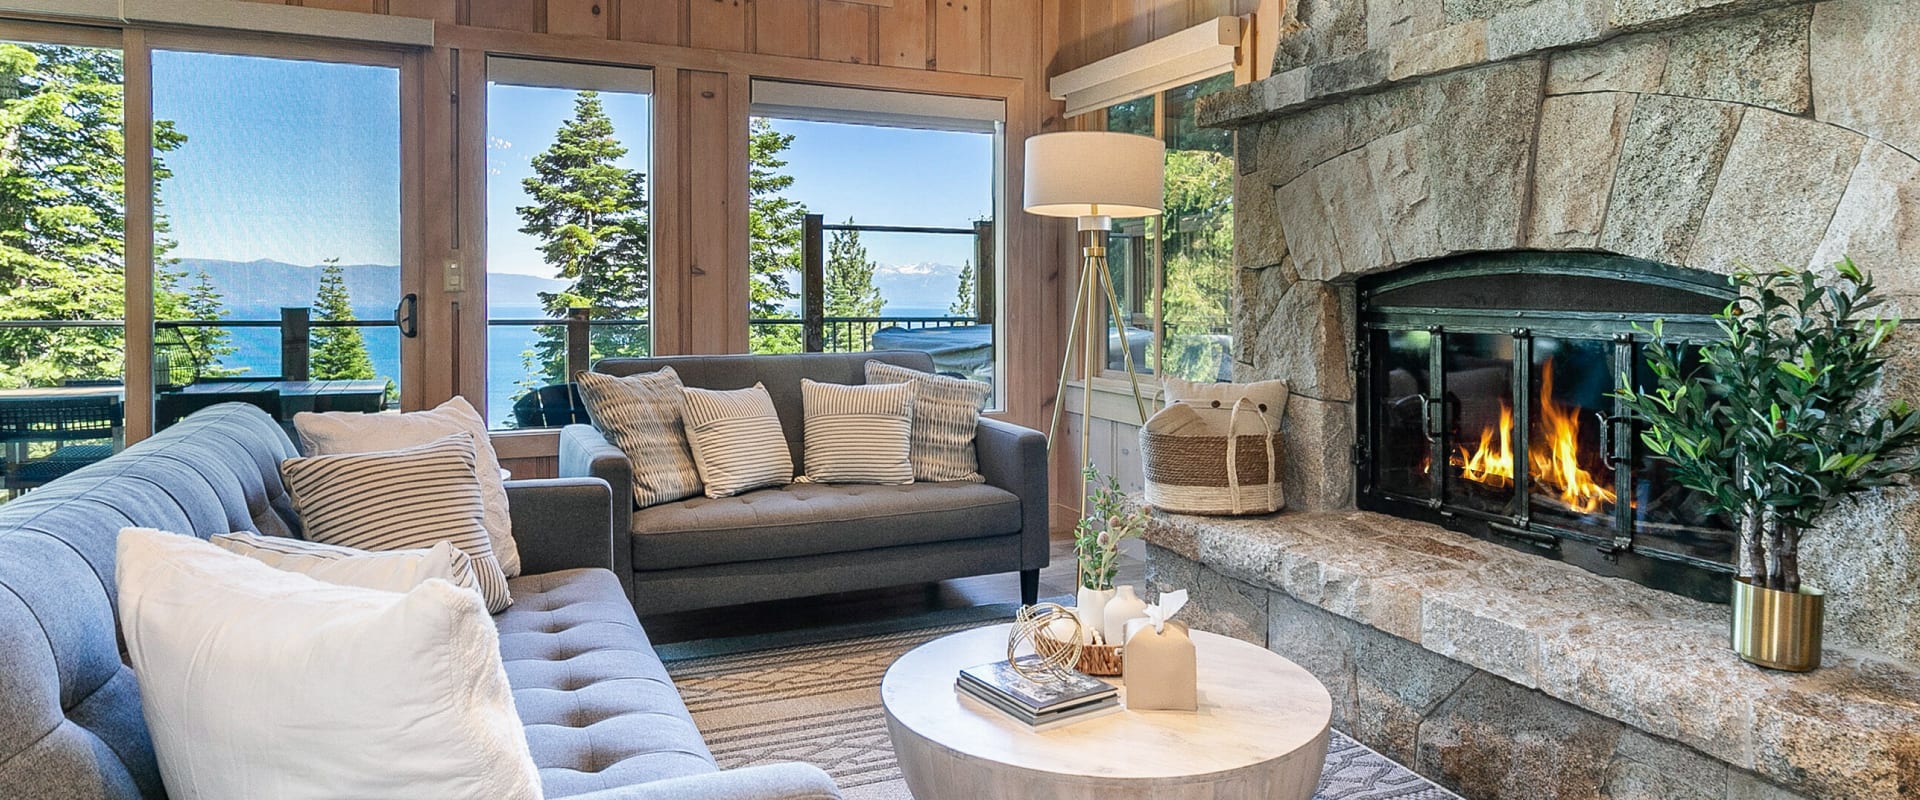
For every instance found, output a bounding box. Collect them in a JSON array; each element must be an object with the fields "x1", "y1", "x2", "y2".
[{"x1": 956, "y1": 656, "x2": 1116, "y2": 712}]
